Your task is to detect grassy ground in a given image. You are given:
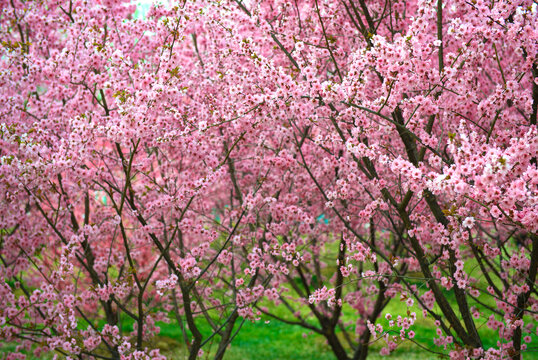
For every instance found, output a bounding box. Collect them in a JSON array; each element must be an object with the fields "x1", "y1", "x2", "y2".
[
  {"x1": 3, "y1": 245, "x2": 538, "y2": 359},
  {"x1": 150, "y1": 273, "x2": 538, "y2": 360},
  {"x1": 2, "y1": 300, "x2": 538, "y2": 359},
  {"x1": 156, "y1": 319, "x2": 435, "y2": 360},
  {"x1": 154, "y1": 310, "x2": 538, "y2": 359}
]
